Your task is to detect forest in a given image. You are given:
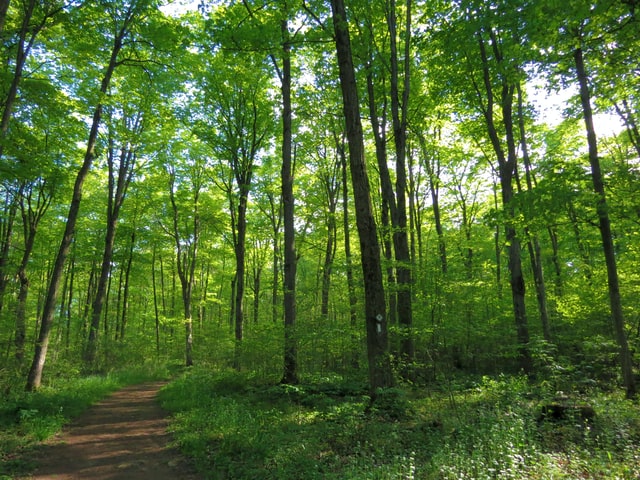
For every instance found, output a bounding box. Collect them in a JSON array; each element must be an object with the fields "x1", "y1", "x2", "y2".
[{"x1": 1, "y1": 0, "x2": 639, "y2": 478}]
